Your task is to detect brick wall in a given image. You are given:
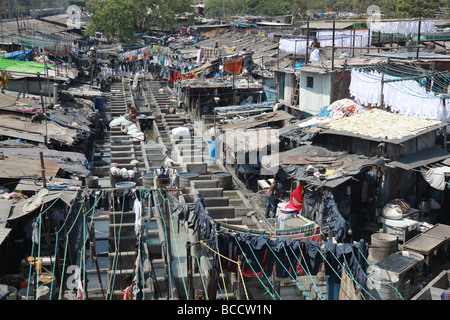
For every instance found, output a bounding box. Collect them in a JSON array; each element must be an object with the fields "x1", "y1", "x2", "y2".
[{"x1": 330, "y1": 69, "x2": 351, "y2": 103}]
